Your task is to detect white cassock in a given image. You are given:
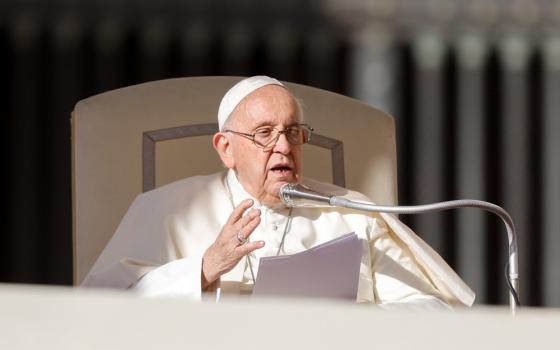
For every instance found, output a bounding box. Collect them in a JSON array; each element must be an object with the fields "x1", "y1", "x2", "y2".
[{"x1": 82, "y1": 170, "x2": 475, "y2": 309}]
